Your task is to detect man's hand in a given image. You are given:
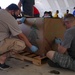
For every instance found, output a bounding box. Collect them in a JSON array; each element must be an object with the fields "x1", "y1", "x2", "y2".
[
  {"x1": 20, "y1": 17, "x2": 26, "y2": 23},
  {"x1": 55, "y1": 38, "x2": 62, "y2": 44},
  {"x1": 30, "y1": 45, "x2": 38, "y2": 52}
]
